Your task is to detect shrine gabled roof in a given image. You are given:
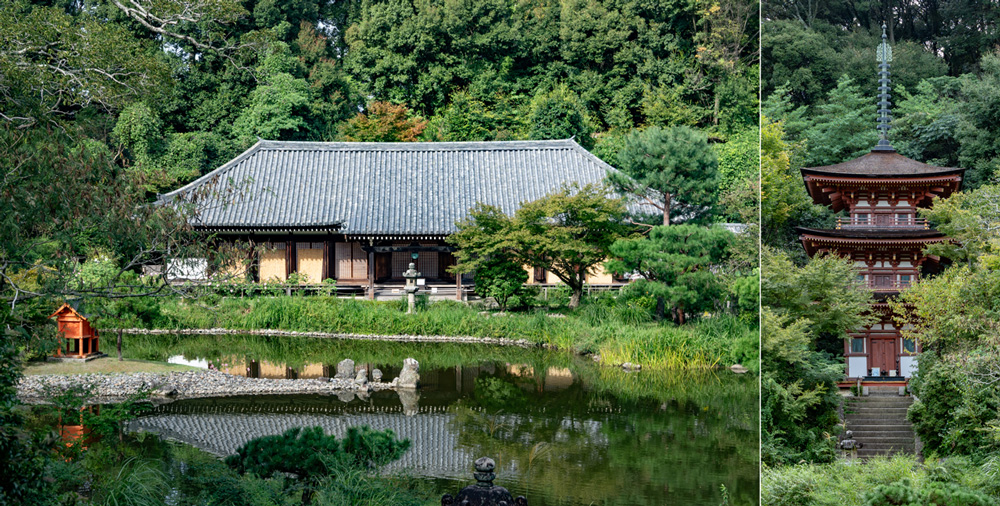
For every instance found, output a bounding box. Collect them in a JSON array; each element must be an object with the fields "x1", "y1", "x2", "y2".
[
  {"x1": 801, "y1": 151, "x2": 964, "y2": 178},
  {"x1": 157, "y1": 139, "x2": 616, "y2": 237}
]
